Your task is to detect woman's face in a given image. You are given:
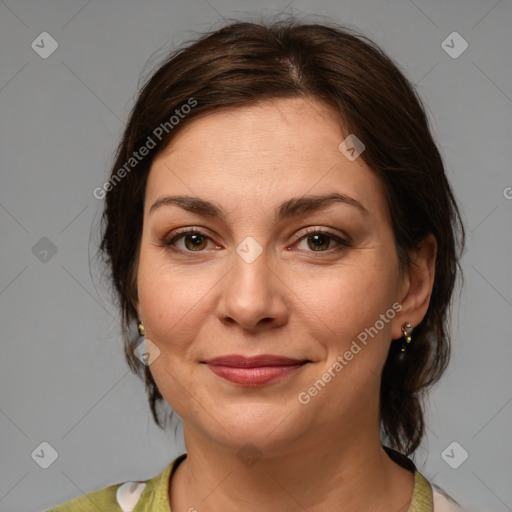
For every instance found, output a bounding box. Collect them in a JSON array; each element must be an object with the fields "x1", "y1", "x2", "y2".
[{"x1": 136, "y1": 97, "x2": 416, "y2": 453}]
